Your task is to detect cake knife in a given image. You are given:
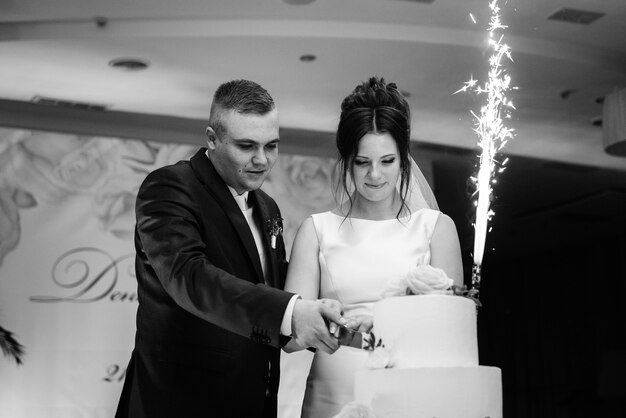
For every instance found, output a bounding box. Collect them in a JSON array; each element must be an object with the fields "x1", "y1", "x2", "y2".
[{"x1": 335, "y1": 325, "x2": 376, "y2": 351}]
